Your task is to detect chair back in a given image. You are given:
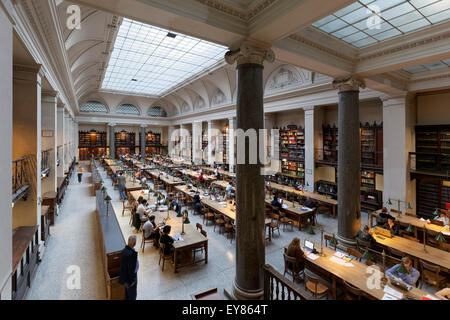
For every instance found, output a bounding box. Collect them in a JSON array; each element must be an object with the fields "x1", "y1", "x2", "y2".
[
  {"x1": 283, "y1": 253, "x2": 297, "y2": 274},
  {"x1": 324, "y1": 234, "x2": 337, "y2": 250},
  {"x1": 390, "y1": 209, "x2": 402, "y2": 215},
  {"x1": 196, "y1": 223, "x2": 202, "y2": 231},
  {"x1": 343, "y1": 280, "x2": 362, "y2": 300},
  {"x1": 356, "y1": 238, "x2": 370, "y2": 251},
  {"x1": 270, "y1": 213, "x2": 279, "y2": 221},
  {"x1": 347, "y1": 248, "x2": 362, "y2": 261},
  {"x1": 304, "y1": 270, "x2": 320, "y2": 293},
  {"x1": 201, "y1": 229, "x2": 207, "y2": 237},
  {"x1": 403, "y1": 235, "x2": 419, "y2": 242}
]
